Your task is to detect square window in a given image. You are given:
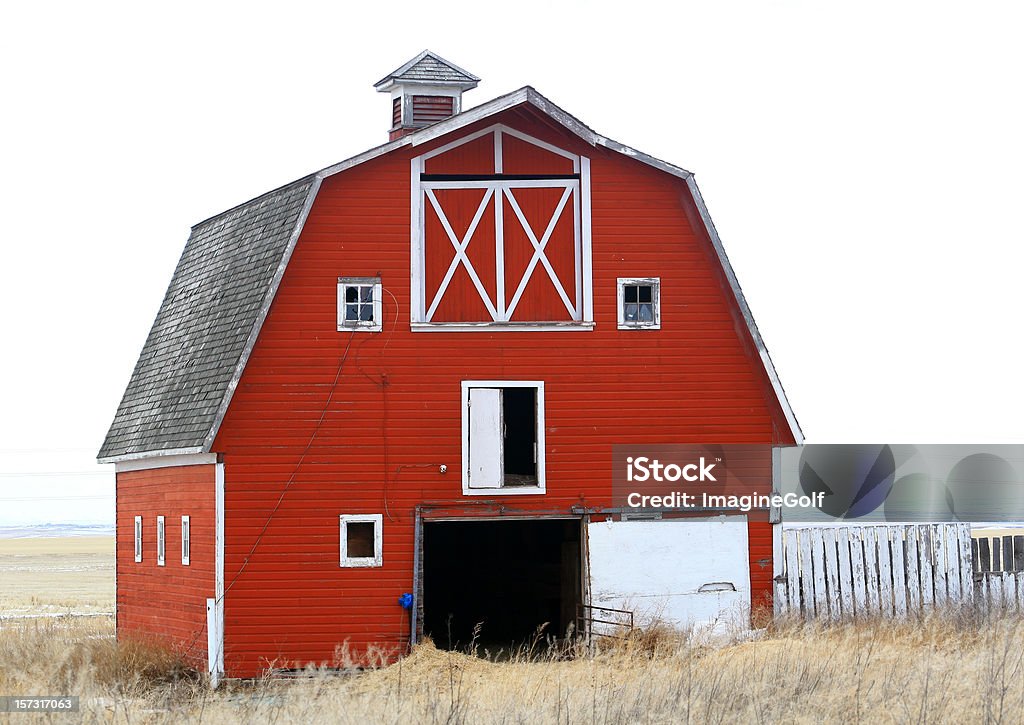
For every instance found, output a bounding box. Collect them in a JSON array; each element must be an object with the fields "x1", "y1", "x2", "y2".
[
  {"x1": 462, "y1": 381, "x2": 546, "y2": 494},
  {"x1": 617, "y1": 278, "x2": 661, "y2": 330},
  {"x1": 337, "y1": 277, "x2": 383, "y2": 332},
  {"x1": 339, "y1": 514, "x2": 383, "y2": 567}
]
